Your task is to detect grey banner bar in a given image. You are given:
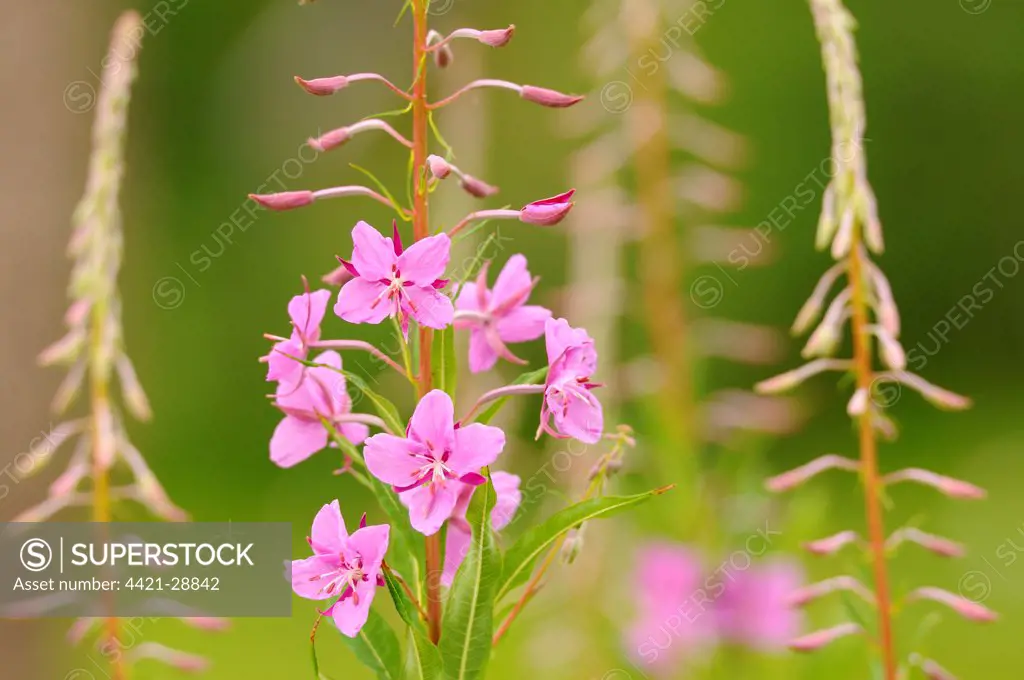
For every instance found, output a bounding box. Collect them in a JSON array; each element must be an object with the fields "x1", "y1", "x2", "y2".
[{"x1": 0, "y1": 522, "x2": 292, "y2": 617}]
